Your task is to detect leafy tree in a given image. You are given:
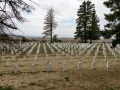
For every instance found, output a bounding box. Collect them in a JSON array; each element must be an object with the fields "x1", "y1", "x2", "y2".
[
  {"x1": 75, "y1": 0, "x2": 100, "y2": 43},
  {"x1": 57, "y1": 39, "x2": 62, "y2": 42},
  {"x1": 42, "y1": 7, "x2": 57, "y2": 43},
  {"x1": 103, "y1": 0, "x2": 120, "y2": 47},
  {"x1": 52, "y1": 34, "x2": 62, "y2": 42},
  {"x1": 0, "y1": 0, "x2": 35, "y2": 54},
  {"x1": 52, "y1": 34, "x2": 58, "y2": 42},
  {"x1": 21, "y1": 36, "x2": 28, "y2": 42}
]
